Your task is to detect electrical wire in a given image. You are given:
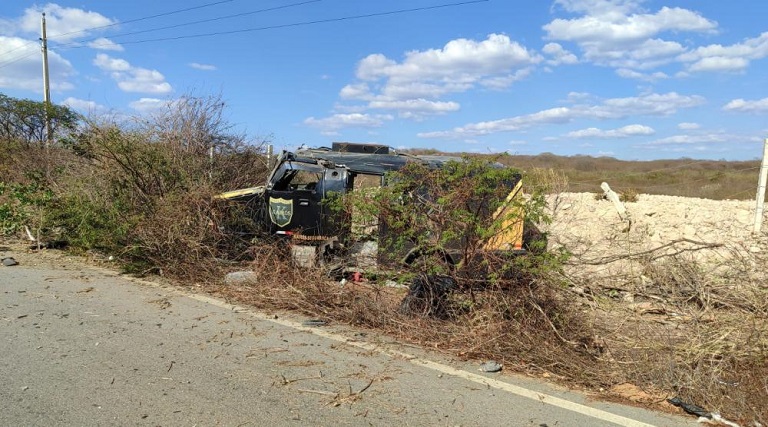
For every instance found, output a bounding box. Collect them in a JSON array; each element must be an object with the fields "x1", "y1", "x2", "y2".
[
  {"x1": 59, "y1": 0, "x2": 322, "y2": 49},
  {"x1": 0, "y1": 40, "x2": 39, "y2": 59},
  {"x1": 70, "y1": 0, "x2": 489, "y2": 47},
  {"x1": 48, "y1": 0, "x2": 238, "y2": 40},
  {"x1": 0, "y1": 0, "x2": 485, "y2": 68},
  {"x1": 0, "y1": 50, "x2": 38, "y2": 70},
  {"x1": 0, "y1": 0, "x2": 239, "y2": 61}
]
